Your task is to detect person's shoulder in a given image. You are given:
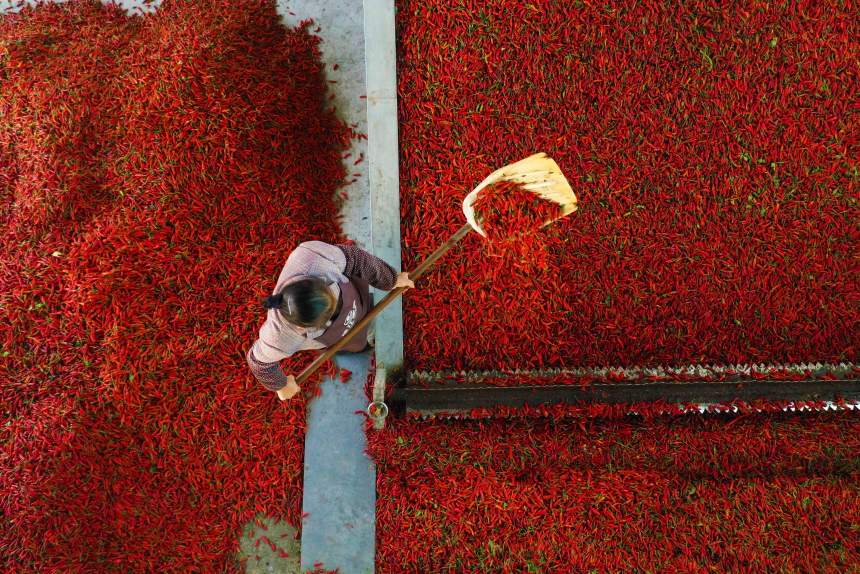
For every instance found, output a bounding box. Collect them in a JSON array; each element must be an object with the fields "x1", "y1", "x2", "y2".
[
  {"x1": 254, "y1": 310, "x2": 304, "y2": 357},
  {"x1": 290, "y1": 240, "x2": 345, "y2": 268},
  {"x1": 284, "y1": 241, "x2": 327, "y2": 267},
  {"x1": 296, "y1": 240, "x2": 333, "y2": 251},
  {"x1": 279, "y1": 240, "x2": 346, "y2": 285}
]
